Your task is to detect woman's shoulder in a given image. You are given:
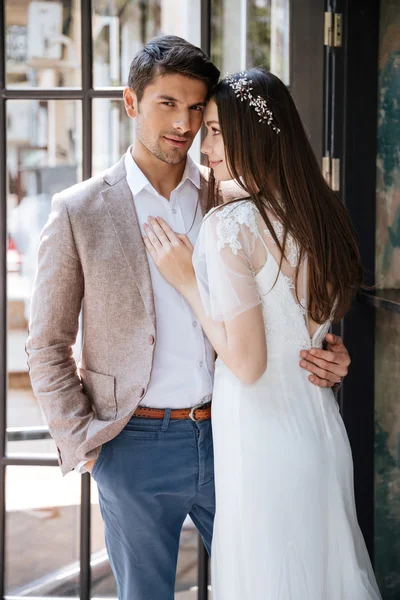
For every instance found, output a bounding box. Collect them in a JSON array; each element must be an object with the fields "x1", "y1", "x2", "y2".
[
  {"x1": 203, "y1": 198, "x2": 259, "y2": 225},
  {"x1": 201, "y1": 199, "x2": 262, "y2": 255}
]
